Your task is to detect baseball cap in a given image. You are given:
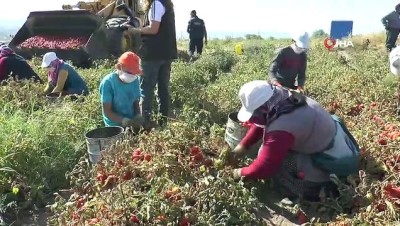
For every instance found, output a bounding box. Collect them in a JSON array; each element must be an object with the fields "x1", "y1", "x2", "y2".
[
  {"x1": 41, "y1": 52, "x2": 58, "y2": 68},
  {"x1": 118, "y1": 51, "x2": 142, "y2": 75},
  {"x1": 292, "y1": 31, "x2": 310, "y2": 49},
  {"x1": 237, "y1": 80, "x2": 274, "y2": 122}
]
